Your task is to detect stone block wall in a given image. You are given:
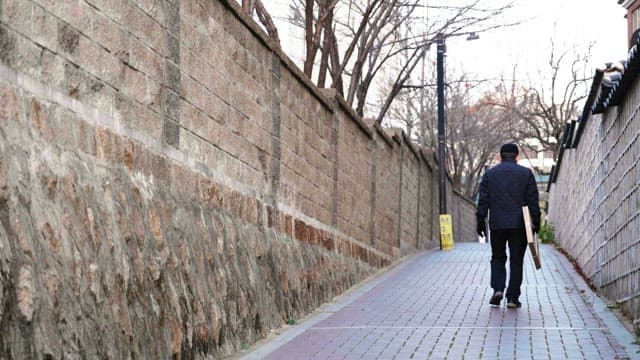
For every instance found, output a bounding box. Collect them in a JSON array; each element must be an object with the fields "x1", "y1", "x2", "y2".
[
  {"x1": 548, "y1": 78, "x2": 640, "y2": 332},
  {"x1": 453, "y1": 189, "x2": 476, "y2": 243},
  {"x1": 0, "y1": 0, "x2": 477, "y2": 357},
  {"x1": 398, "y1": 134, "x2": 420, "y2": 252},
  {"x1": 279, "y1": 69, "x2": 334, "y2": 224},
  {"x1": 372, "y1": 125, "x2": 401, "y2": 254},
  {"x1": 418, "y1": 154, "x2": 438, "y2": 250},
  {"x1": 335, "y1": 105, "x2": 374, "y2": 247}
]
